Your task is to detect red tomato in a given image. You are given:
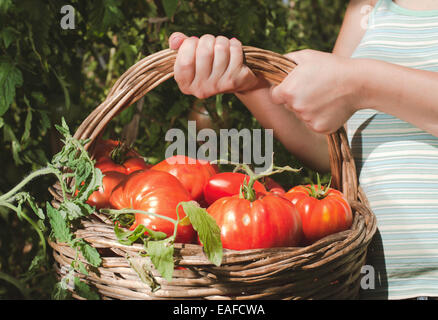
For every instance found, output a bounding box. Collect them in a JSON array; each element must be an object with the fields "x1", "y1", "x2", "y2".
[
  {"x1": 152, "y1": 155, "x2": 218, "y2": 201},
  {"x1": 109, "y1": 170, "x2": 195, "y2": 243},
  {"x1": 88, "y1": 139, "x2": 151, "y2": 209},
  {"x1": 262, "y1": 177, "x2": 286, "y2": 196},
  {"x1": 206, "y1": 193, "x2": 302, "y2": 250},
  {"x1": 86, "y1": 171, "x2": 127, "y2": 210},
  {"x1": 283, "y1": 185, "x2": 353, "y2": 244},
  {"x1": 95, "y1": 157, "x2": 151, "y2": 175},
  {"x1": 203, "y1": 172, "x2": 267, "y2": 206},
  {"x1": 263, "y1": 177, "x2": 284, "y2": 191}
]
